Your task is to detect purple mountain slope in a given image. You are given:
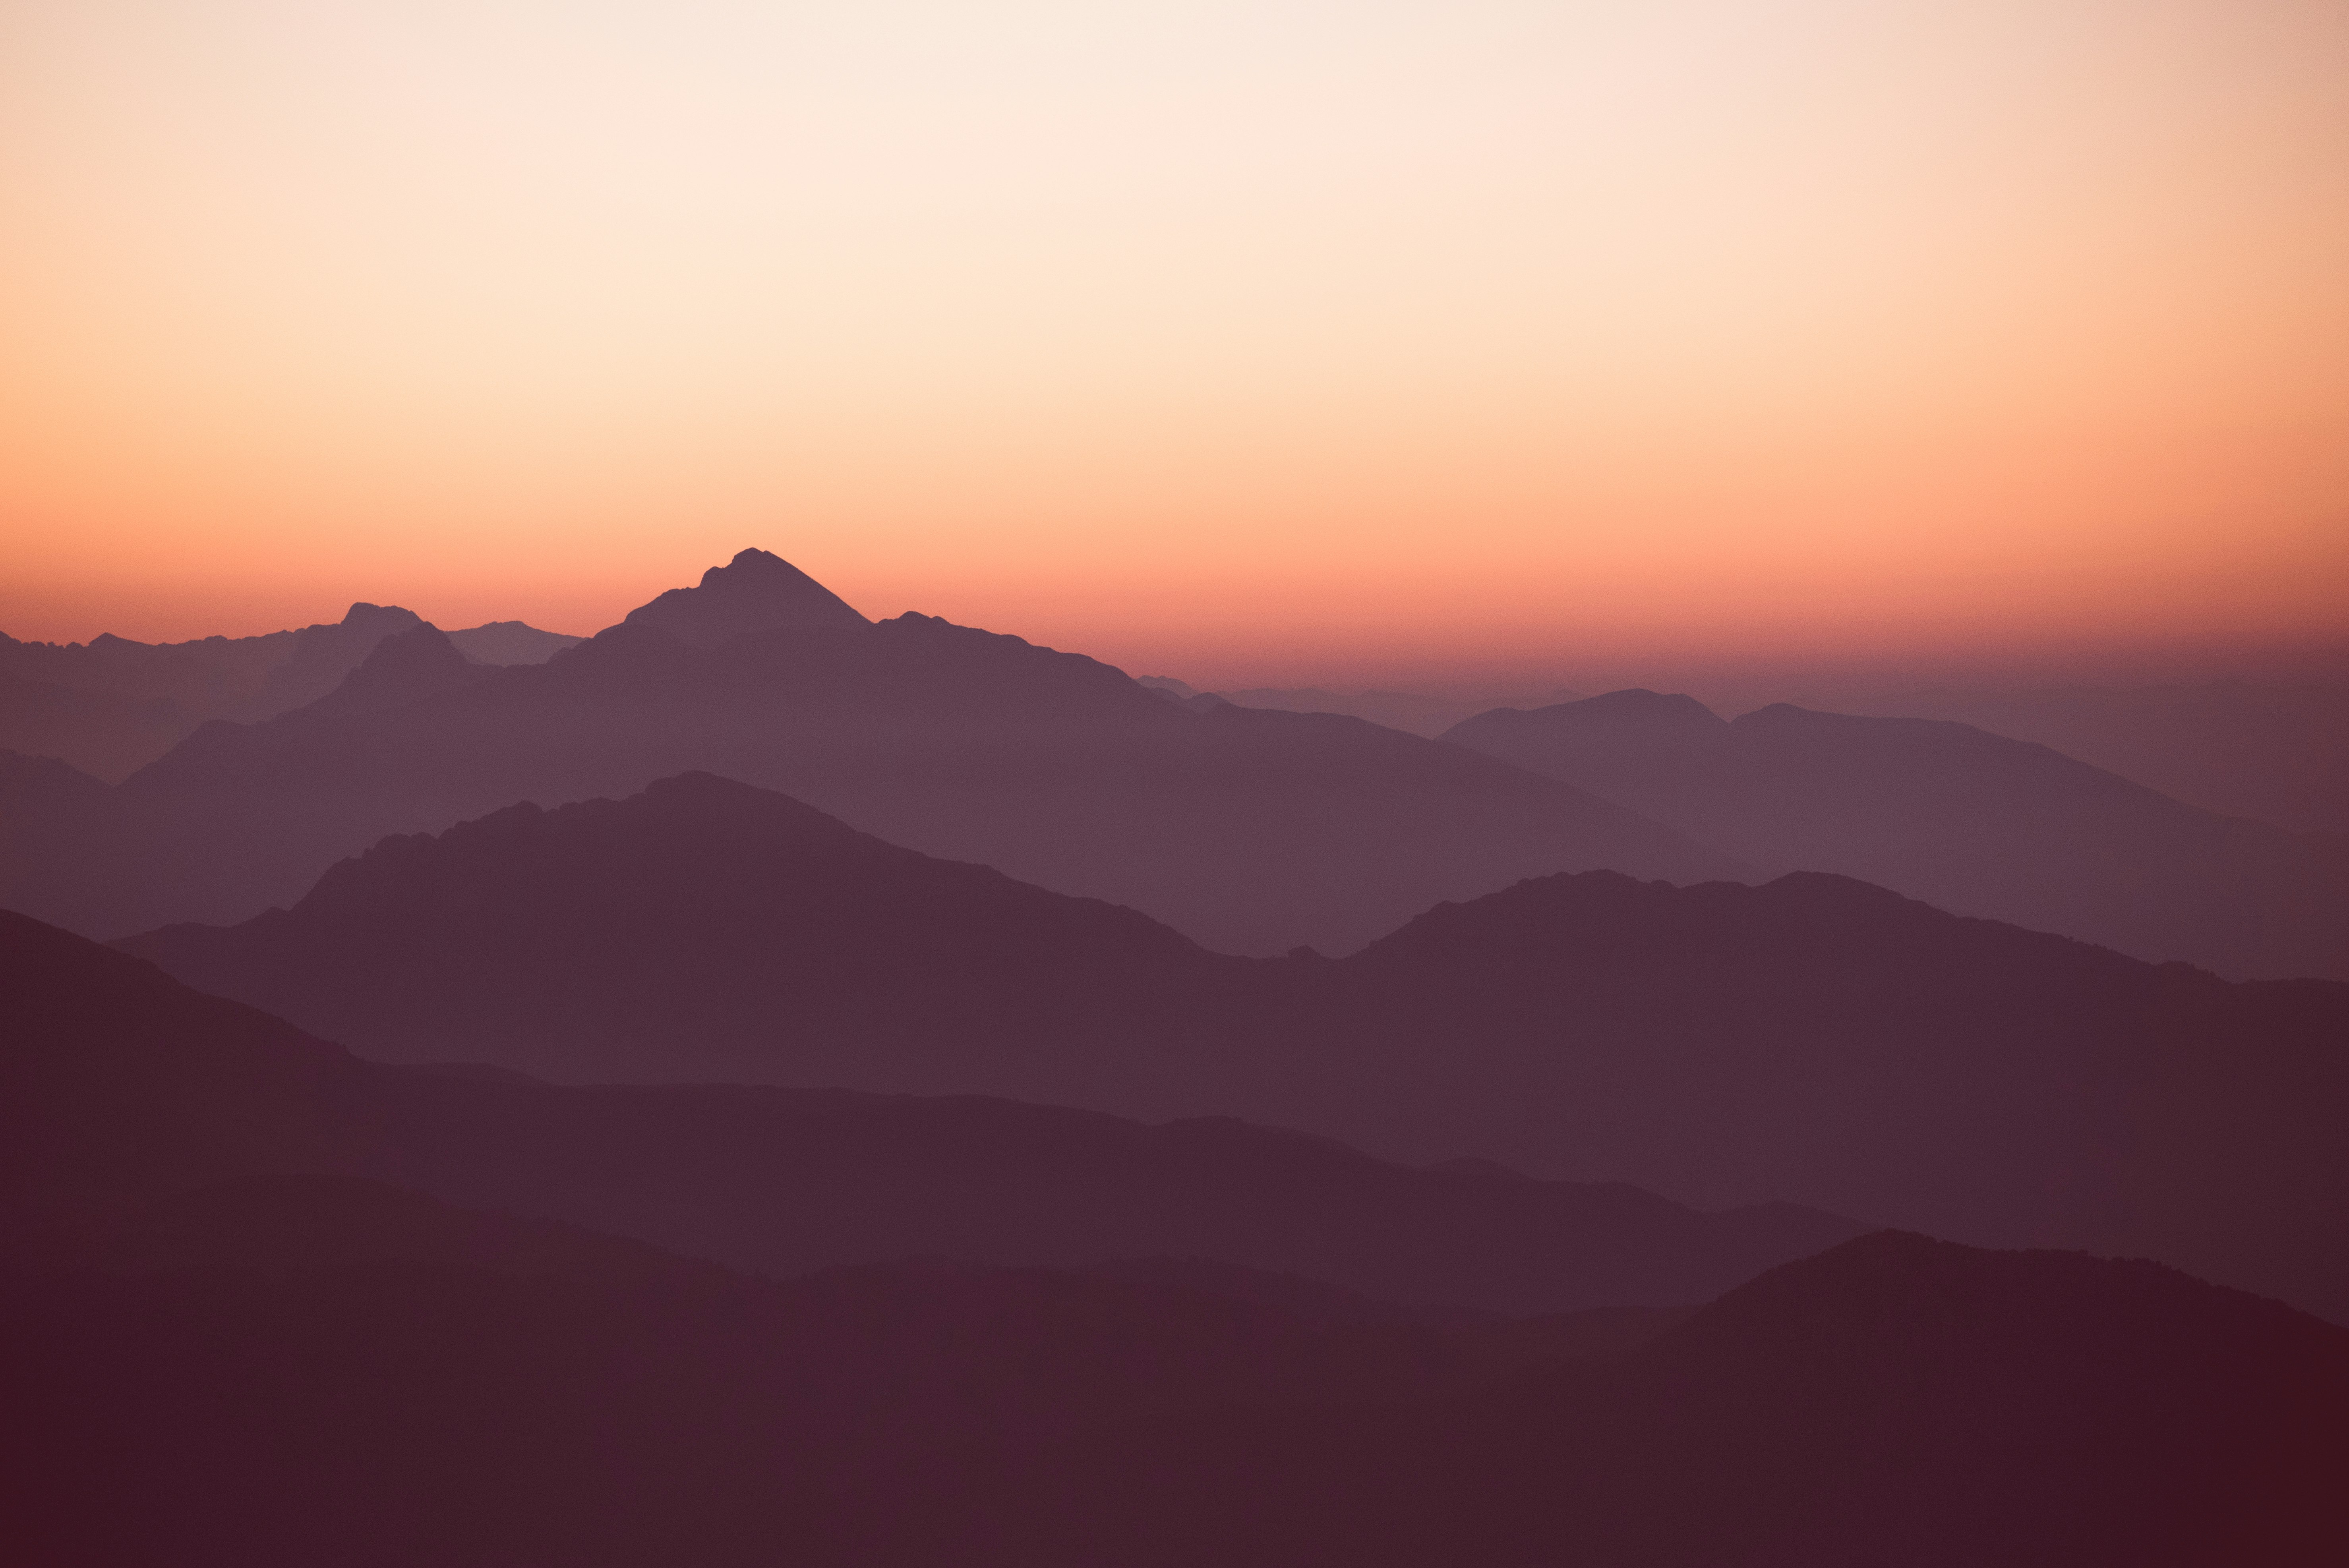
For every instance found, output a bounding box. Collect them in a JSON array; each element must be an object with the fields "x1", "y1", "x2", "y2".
[
  {"x1": 12, "y1": 908, "x2": 1854, "y2": 1315},
  {"x1": 116, "y1": 774, "x2": 2349, "y2": 1325},
  {"x1": 825, "y1": 1231, "x2": 2349, "y2": 1568},
  {"x1": 0, "y1": 553, "x2": 1741, "y2": 950},
  {"x1": 1444, "y1": 689, "x2": 2349, "y2": 980},
  {"x1": 0, "y1": 602, "x2": 426, "y2": 779},
  {"x1": 621, "y1": 546, "x2": 871, "y2": 642}
]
